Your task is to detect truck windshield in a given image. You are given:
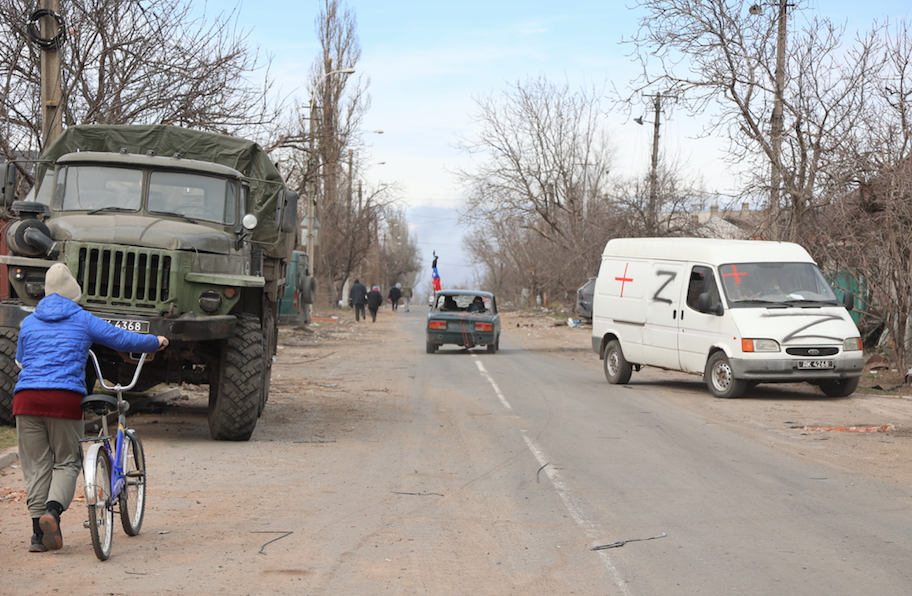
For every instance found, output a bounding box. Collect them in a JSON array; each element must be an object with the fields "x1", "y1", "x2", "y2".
[
  {"x1": 719, "y1": 262, "x2": 839, "y2": 306},
  {"x1": 59, "y1": 165, "x2": 143, "y2": 211},
  {"x1": 148, "y1": 171, "x2": 236, "y2": 225},
  {"x1": 55, "y1": 165, "x2": 236, "y2": 225}
]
